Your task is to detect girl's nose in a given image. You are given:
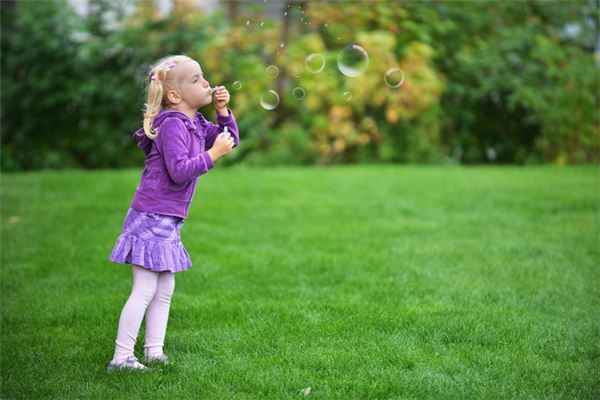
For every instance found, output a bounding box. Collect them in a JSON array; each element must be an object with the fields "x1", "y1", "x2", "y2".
[{"x1": 202, "y1": 79, "x2": 209, "y2": 88}]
